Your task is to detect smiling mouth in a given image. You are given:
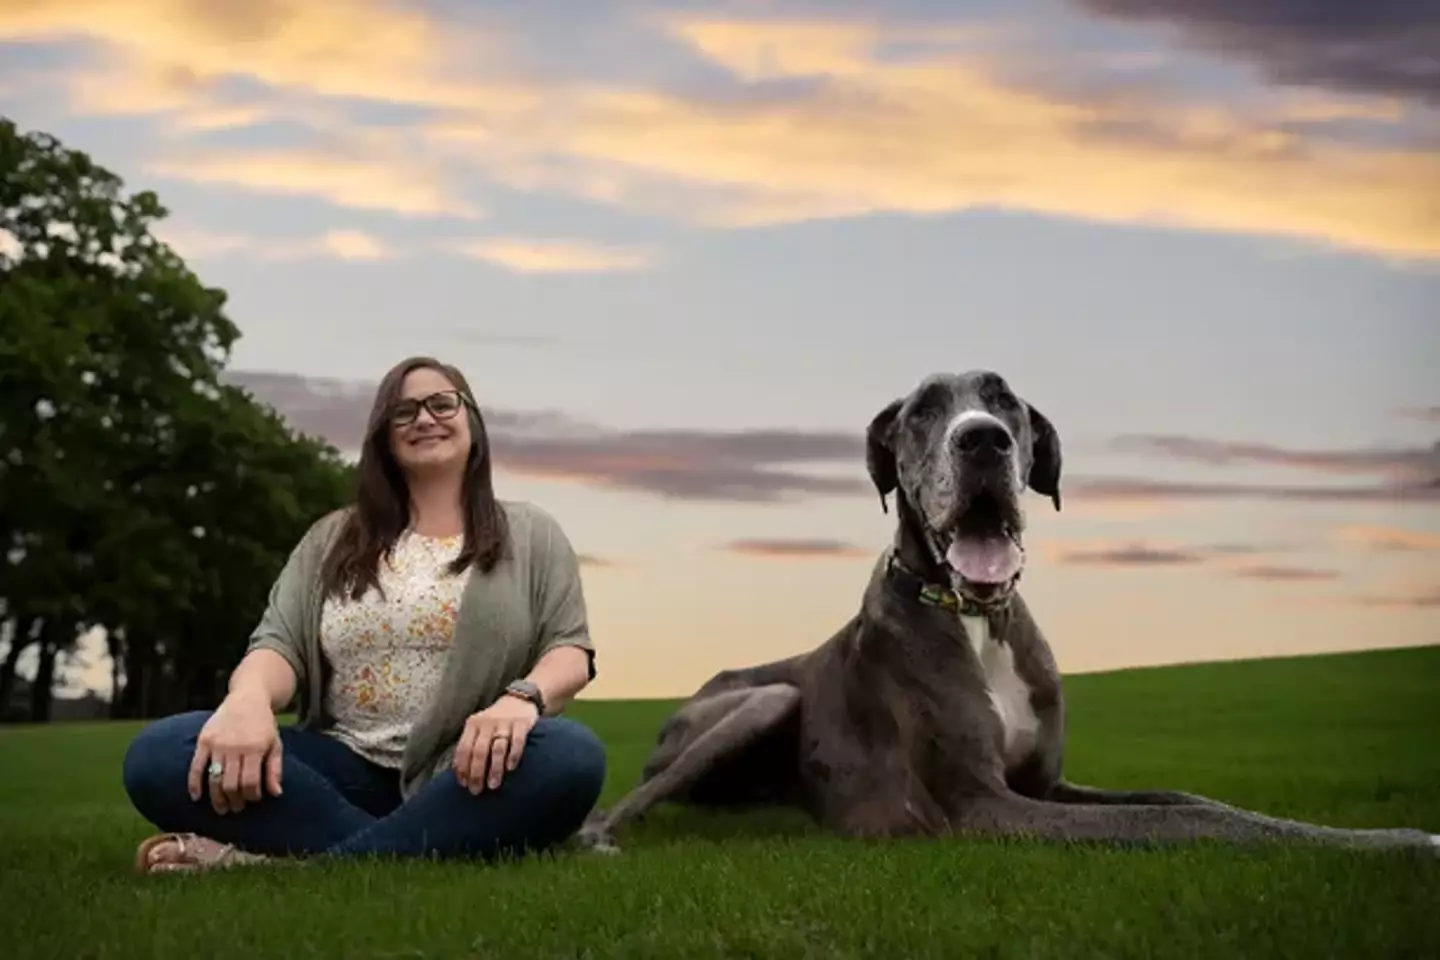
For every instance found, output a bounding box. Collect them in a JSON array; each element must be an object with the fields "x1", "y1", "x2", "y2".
[{"x1": 933, "y1": 490, "x2": 1024, "y2": 591}]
